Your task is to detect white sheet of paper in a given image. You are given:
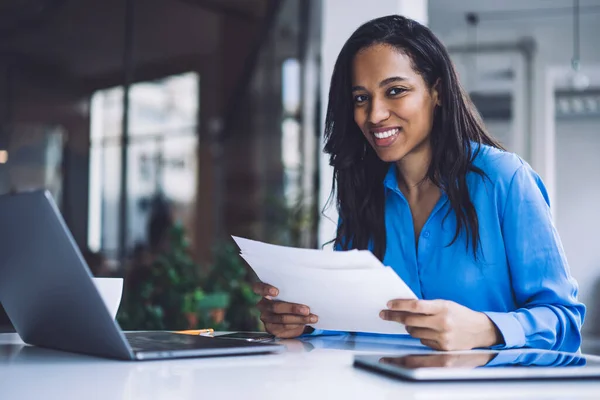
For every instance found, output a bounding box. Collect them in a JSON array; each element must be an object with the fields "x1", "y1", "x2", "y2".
[
  {"x1": 232, "y1": 235, "x2": 383, "y2": 270},
  {"x1": 239, "y1": 248, "x2": 418, "y2": 335}
]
